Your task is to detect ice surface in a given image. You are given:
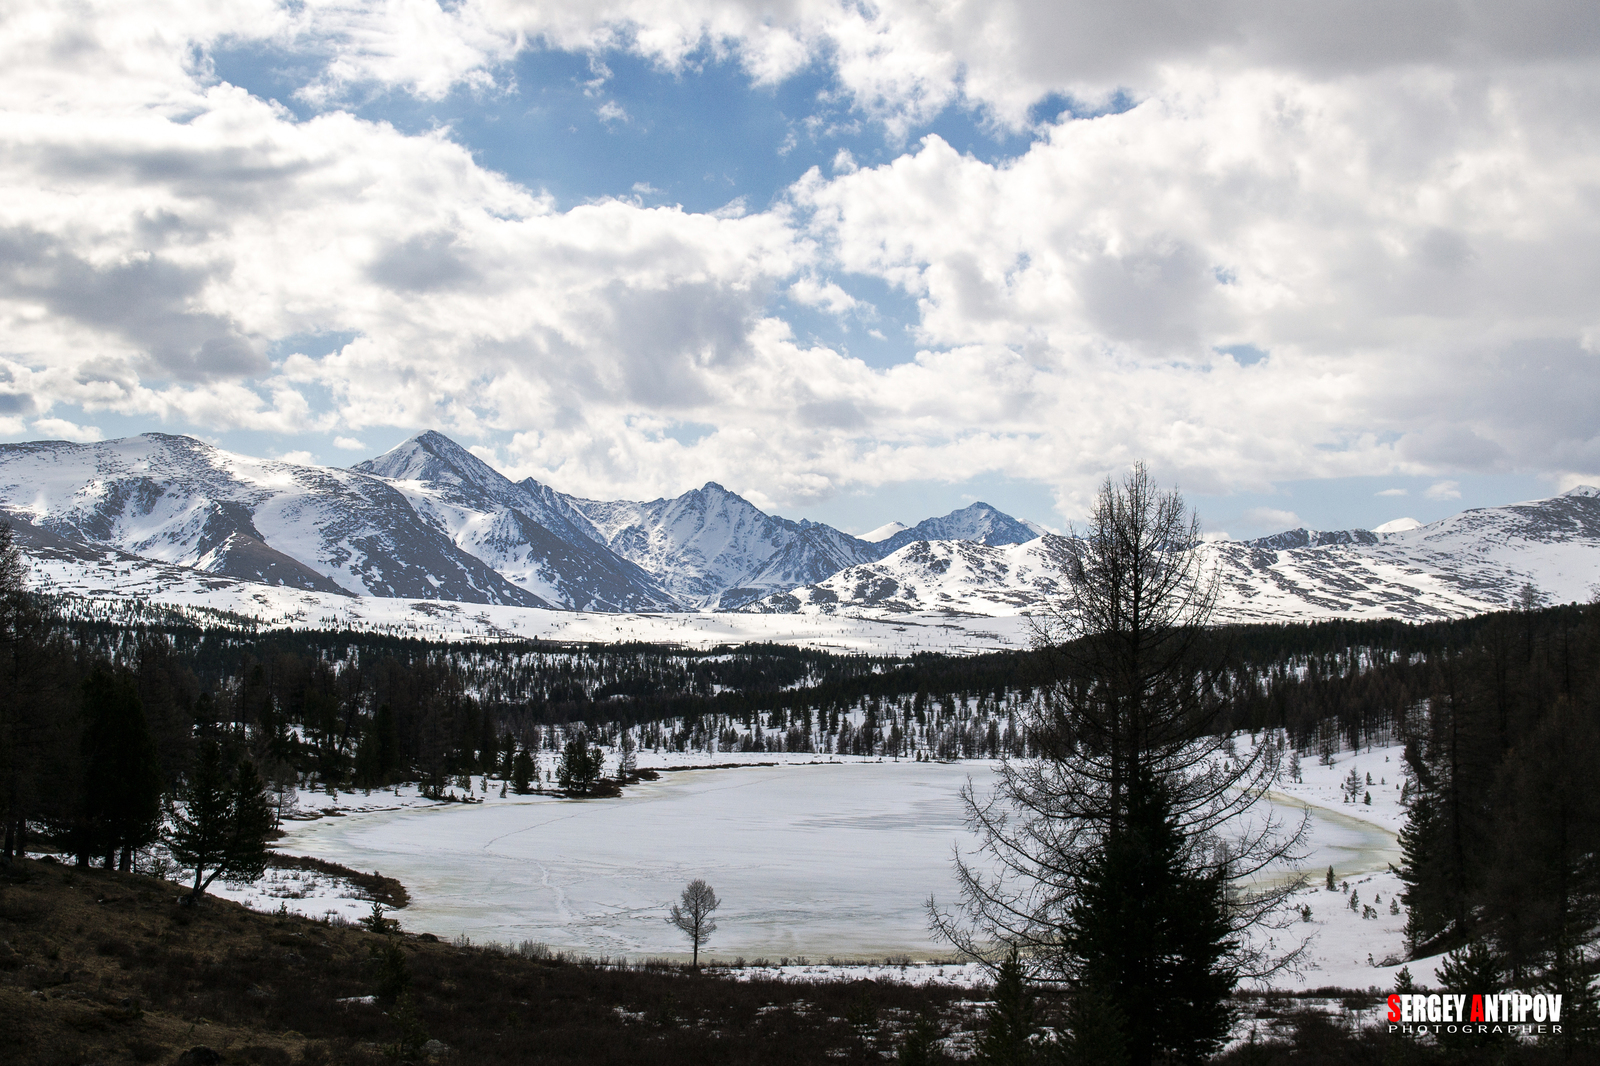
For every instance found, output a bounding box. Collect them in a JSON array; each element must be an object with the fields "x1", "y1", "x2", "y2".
[{"x1": 274, "y1": 750, "x2": 1421, "y2": 987}]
